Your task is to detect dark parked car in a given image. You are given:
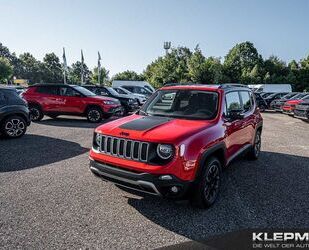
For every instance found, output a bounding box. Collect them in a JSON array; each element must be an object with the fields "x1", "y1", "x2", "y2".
[
  {"x1": 260, "y1": 92, "x2": 274, "y2": 98},
  {"x1": 83, "y1": 85, "x2": 139, "y2": 115},
  {"x1": 270, "y1": 93, "x2": 306, "y2": 111},
  {"x1": 294, "y1": 101, "x2": 309, "y2": 120},
  {"x1": 264, "y1": 92, "x2": 289, "y2": 108},
  {"x1": 0, "y1": 87, "x2": 31, "y2": 138},
  {"x1": 253, "y1": 92, "x2": 268, "y2": 111}
]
